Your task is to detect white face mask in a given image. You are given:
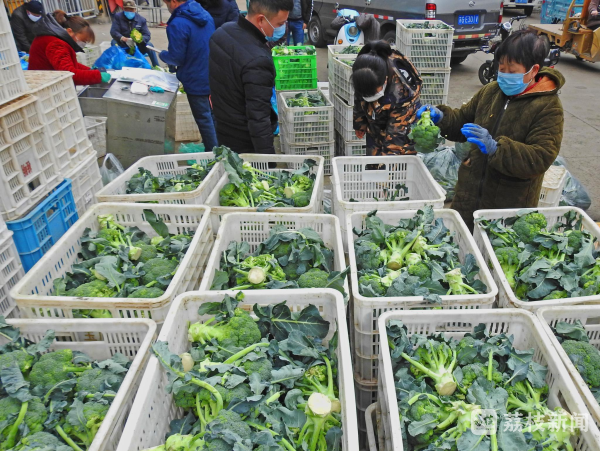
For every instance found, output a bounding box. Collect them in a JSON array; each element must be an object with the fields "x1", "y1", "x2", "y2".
[
  {"x1": 27, "y1": 12, "x2": 42, "y2": 22},
  {"x1": 363, "y1": 81, "x2": 387, "y2": 102},
  {"x1": 76, "y1": 40, "x2": 87, "y2": 48}
]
